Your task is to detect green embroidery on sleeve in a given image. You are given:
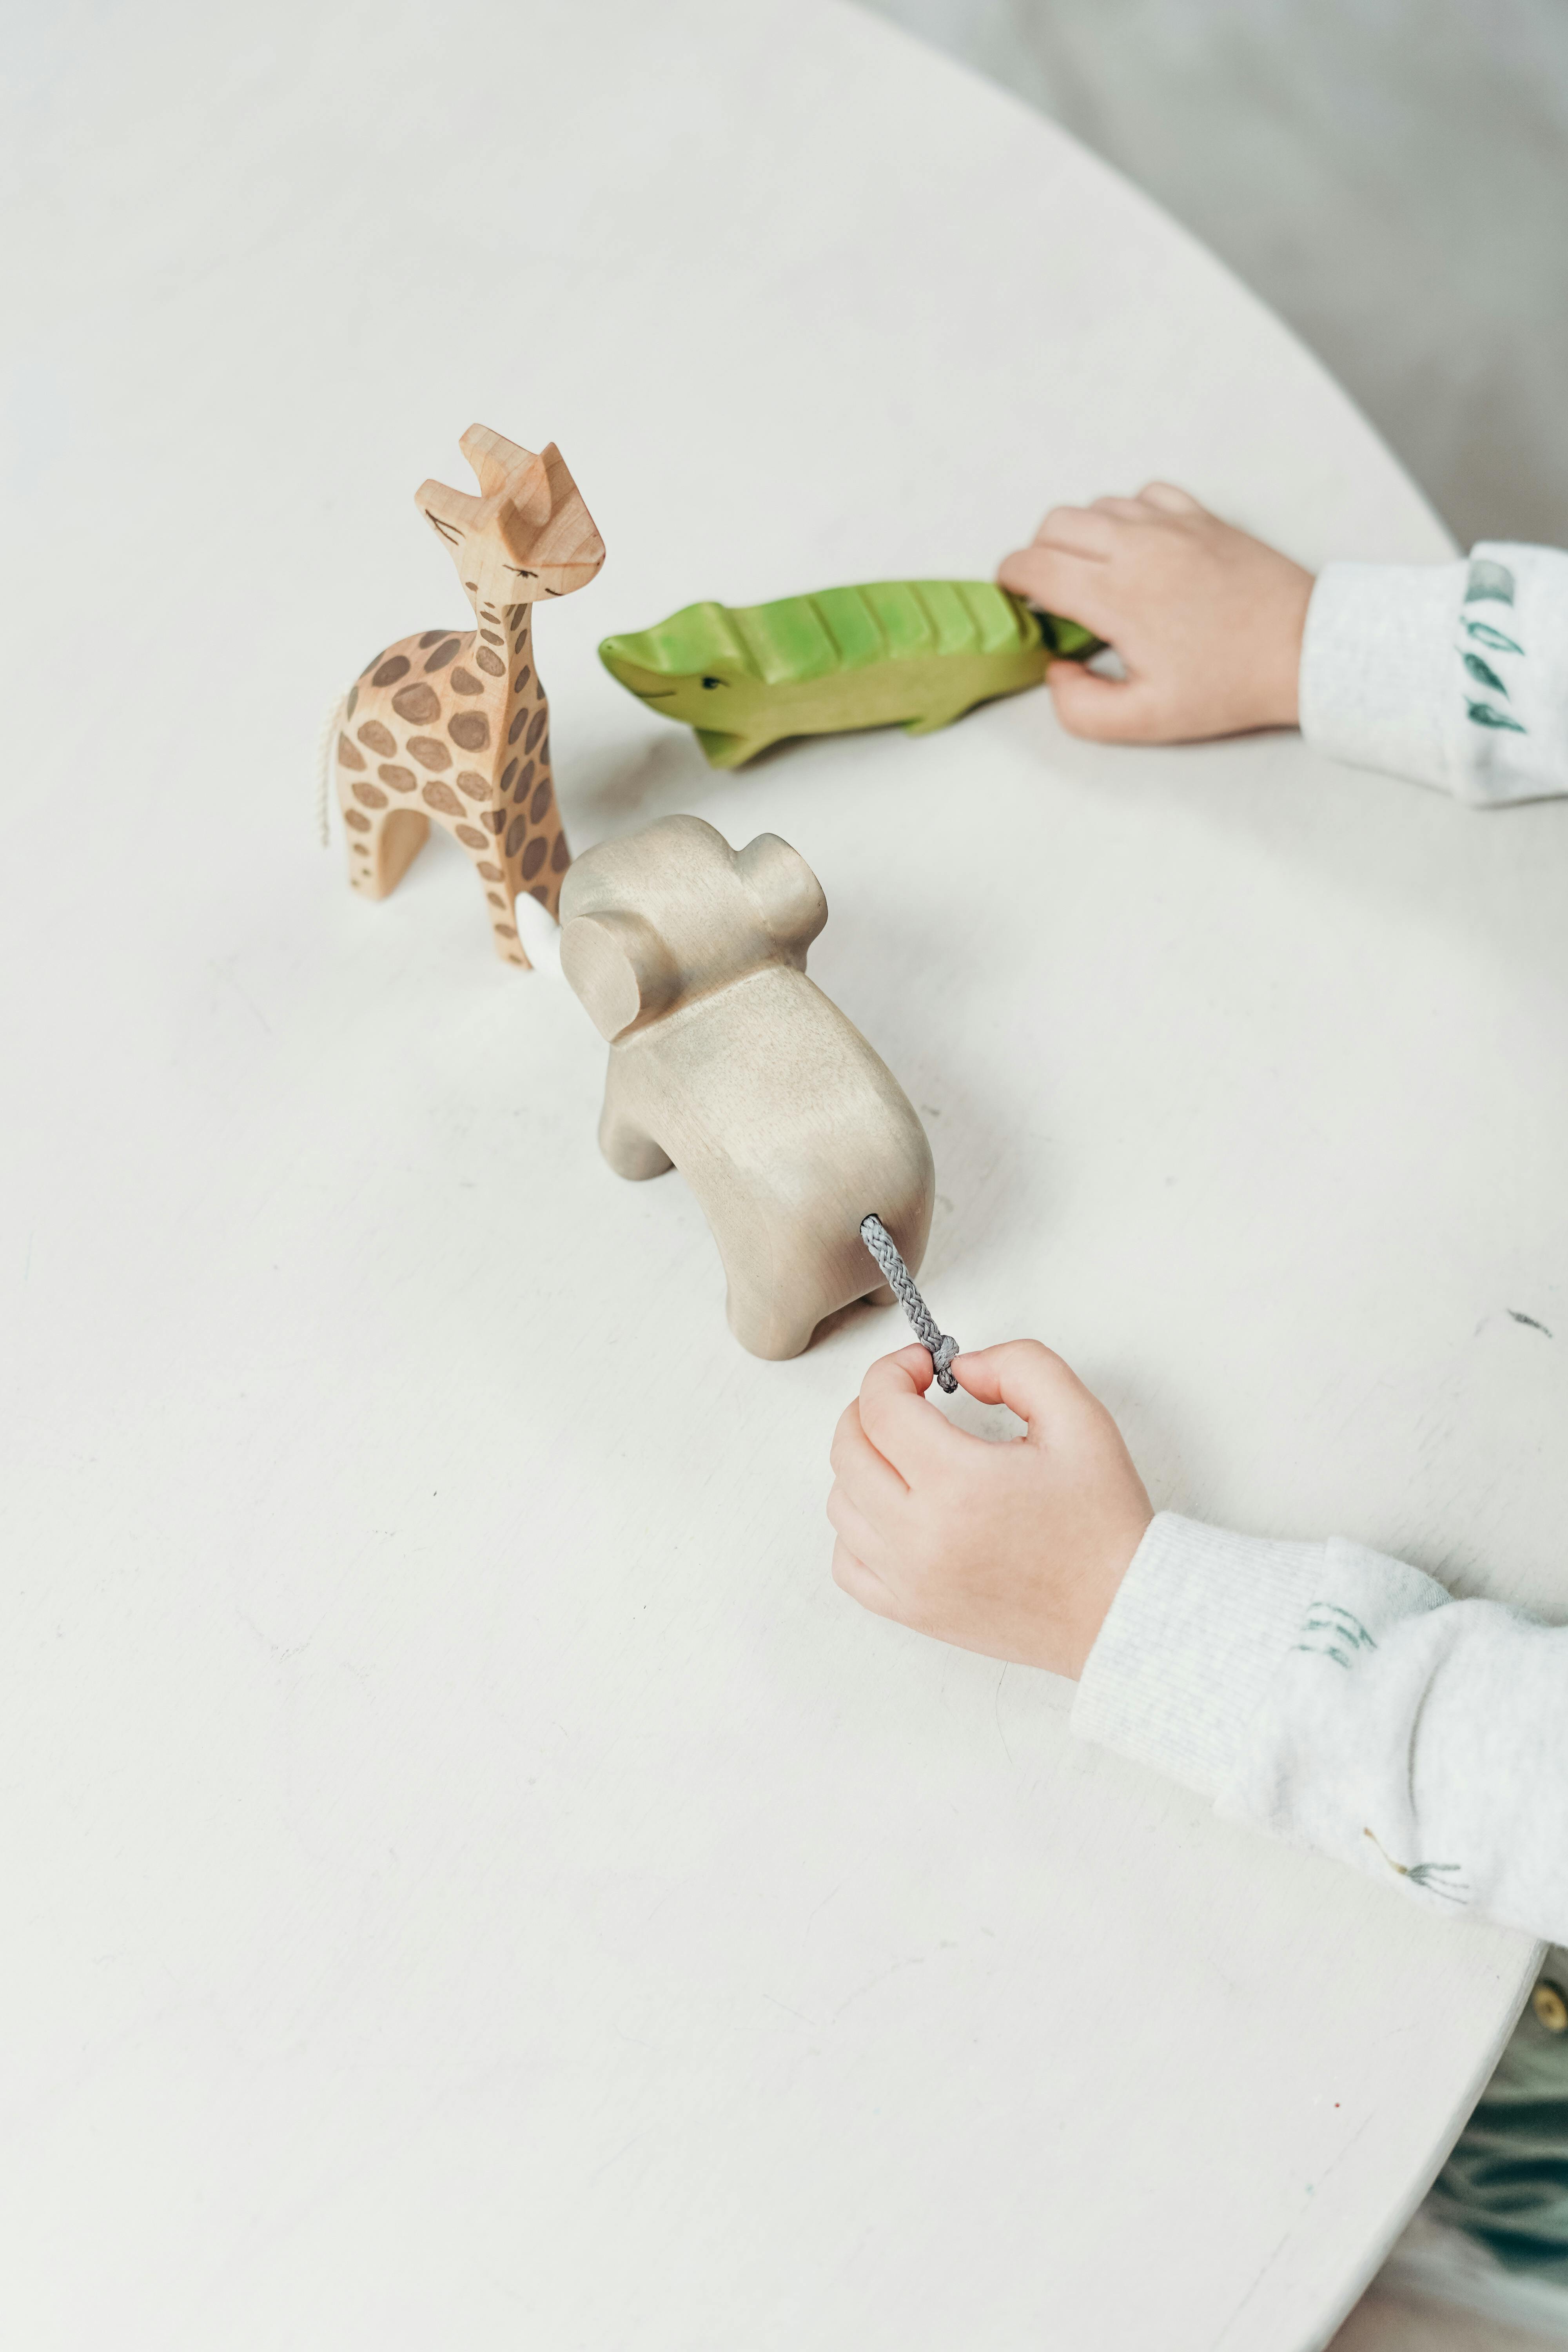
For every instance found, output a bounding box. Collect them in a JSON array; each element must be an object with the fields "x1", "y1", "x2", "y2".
[
  {"x1": 1466, "y1": 700, "x2": 1528, "y2": 732},
  {"x1": 1463, "y1": 651, "x2": 1510, "y2": 697},
  {"x1": 1465, "y1": 558, "x2": 1516, "y2": 606},
  {"x1": 1463, "y1": 618, "x2": 1524, "y2": 655},
  {"x1": 1294, "y1": 1602, "x2": 1377, "y2": 1669},
  {"x1": 1365, "y1": 1828, "x2": 1470, "y2": 1903}
]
